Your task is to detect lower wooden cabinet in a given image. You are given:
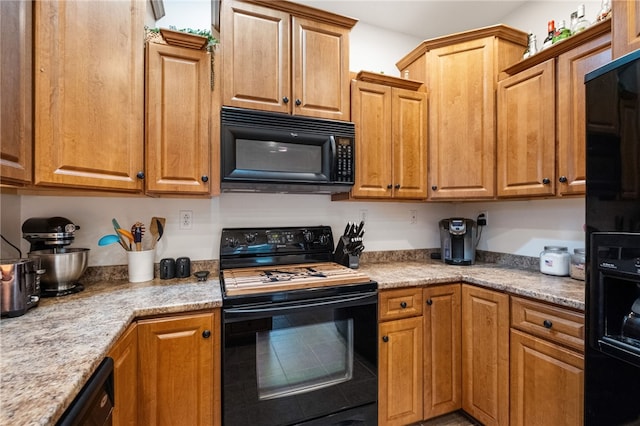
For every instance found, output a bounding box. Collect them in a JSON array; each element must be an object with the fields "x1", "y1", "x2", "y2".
[
  {"x1": 510, "y1": 329, "x2": 584, "y2": 426},
  {"x1": 108, "y1": 323, "x2": 138, "y2": 426},
  {"x1": 138, "y1": 311, "x2": 220, "y2": 426},
  {"x1": 461, "y1": 284, "x2": 510, "y2": 426},
  {"x1": 423, "y1": 284, "x2": 461, "y2": 419}
]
